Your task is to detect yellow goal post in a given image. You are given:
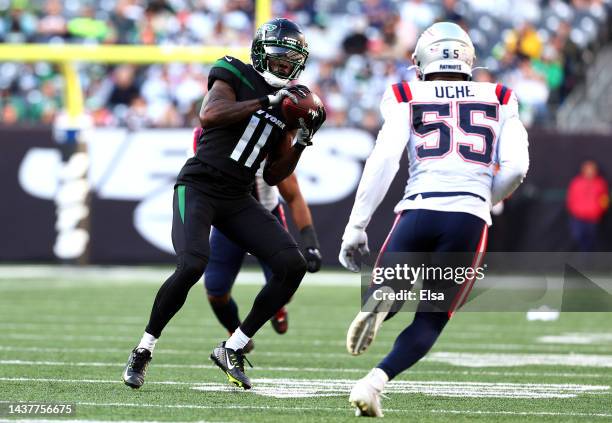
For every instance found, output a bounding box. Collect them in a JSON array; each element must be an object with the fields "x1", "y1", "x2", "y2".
[
  {"x1": 0, "y1": 0, "x2": 271, "y2": 119},
  {"x1": 0, "y1": 0, "x2": 270, "y2": 263}
]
